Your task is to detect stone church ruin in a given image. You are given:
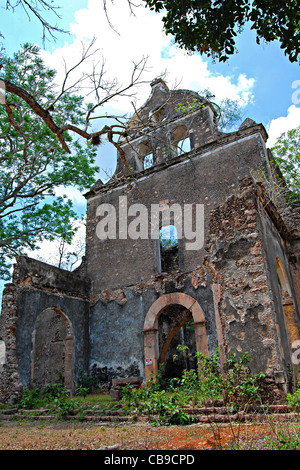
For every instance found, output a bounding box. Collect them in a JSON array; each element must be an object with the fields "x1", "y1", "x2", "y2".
[{"x1": 1, "y1": 78, "x2": 300, "y2": 403}]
